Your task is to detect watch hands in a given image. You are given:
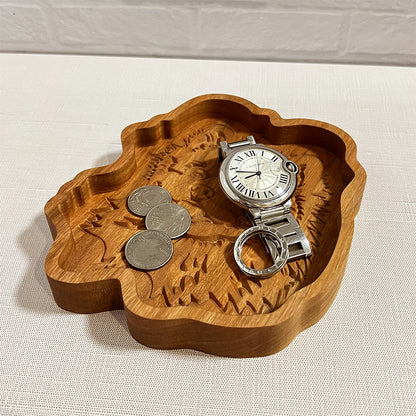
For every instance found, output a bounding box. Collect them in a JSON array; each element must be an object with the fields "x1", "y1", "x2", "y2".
[
  {"x1": 257, "y1": 156, "x2": 264, "y2": 179},
  {"x1": 244, "y1": 173, "x2": 259, "y2": 179},
  {"x1": 238, "y1": 163, "x2": 277, "y2": 181}
]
